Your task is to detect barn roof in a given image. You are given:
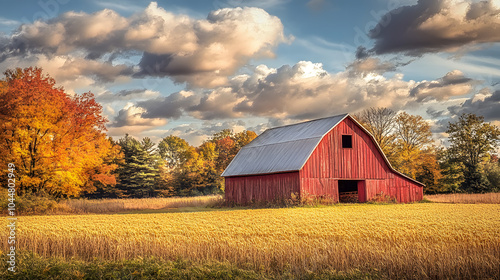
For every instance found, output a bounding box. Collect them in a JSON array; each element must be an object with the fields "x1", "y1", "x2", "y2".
[
  {"x1": 221, "y1": 114, "x2": 348, "y2": 177},
  {"x1": 222, "y1": 113, "x2": 425, "y2": 187}
]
